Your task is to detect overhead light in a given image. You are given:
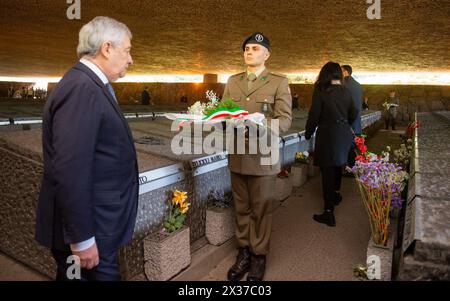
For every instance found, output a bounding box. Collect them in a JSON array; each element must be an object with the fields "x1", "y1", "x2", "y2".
[
  {"x1": 1, "y1": 72, "x2": 449, "y2": 85},
  {"x1": 117, "y1": 75, "x2": 204, "y2": 83},
  {"x1": 286, "y1": 72, "x2": 450, "y2": 85}
]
